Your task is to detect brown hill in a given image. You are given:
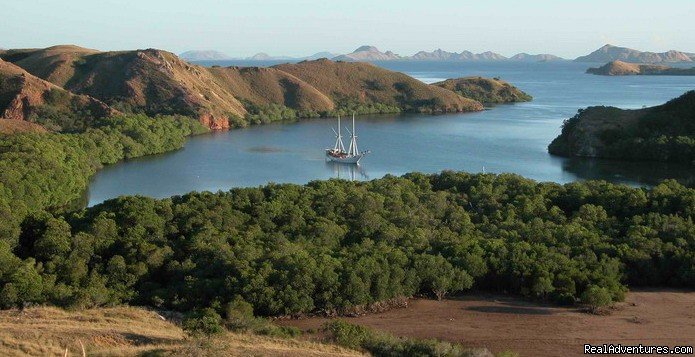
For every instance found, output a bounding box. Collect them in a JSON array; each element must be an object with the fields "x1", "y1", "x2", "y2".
[
  {"x1": 587, "y1": 60, "x2": 695, "y2": 76},
  {"x1": 274, "y1": 59, "x2": 483, "y2": 112},
  {"x1": 3, "y1": 46, "x2": 251, "y2": 129},
  {"x1": 0, "y1": 45, "x2": 99, "y2": 87},
  {"x1": 433, "y1": 77, "x2": 532, "y2": 103},
  {"x1": 0, "y1": 58, "x2": 114, "y2": 129},
  {"x1": 3, "y1": 45, "x2": 484, "y2": 129},
  {"x1": 50, "y1": 48, "x2": 247, "y2": 129}
]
